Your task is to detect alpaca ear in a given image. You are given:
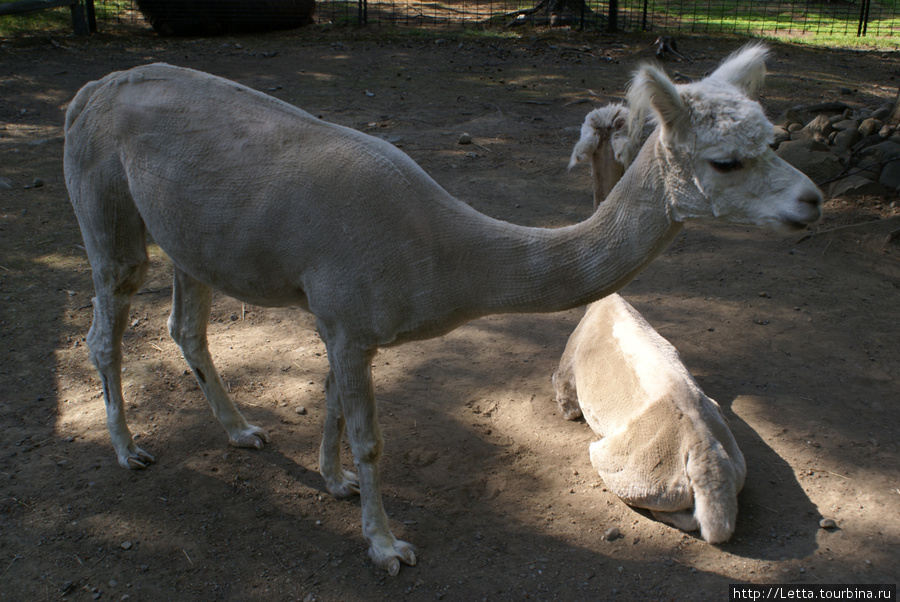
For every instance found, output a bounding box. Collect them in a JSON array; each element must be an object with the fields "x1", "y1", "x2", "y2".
[
  {"x1": 627, "y1": 64, "x2": 690, "y2": 144},
  {"x1": 707, "y1": 43, "x2": 769, "y2": 97}
]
